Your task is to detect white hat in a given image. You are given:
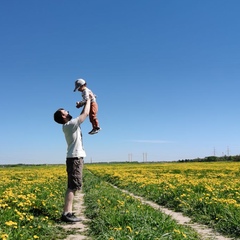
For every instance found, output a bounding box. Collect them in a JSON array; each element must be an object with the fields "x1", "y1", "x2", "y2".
[{"x1": 73, "y1": 79, "x2": 86, "y2": 92}]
